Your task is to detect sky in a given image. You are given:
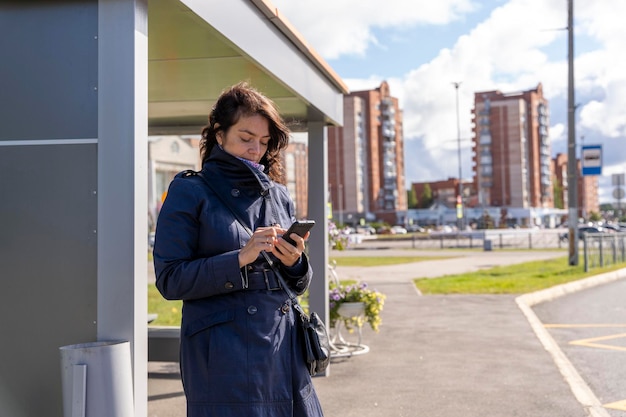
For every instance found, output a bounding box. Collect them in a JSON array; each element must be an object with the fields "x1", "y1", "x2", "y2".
[{"x1": 272, "y1": 0, "x2": 626, "y2": 205}]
